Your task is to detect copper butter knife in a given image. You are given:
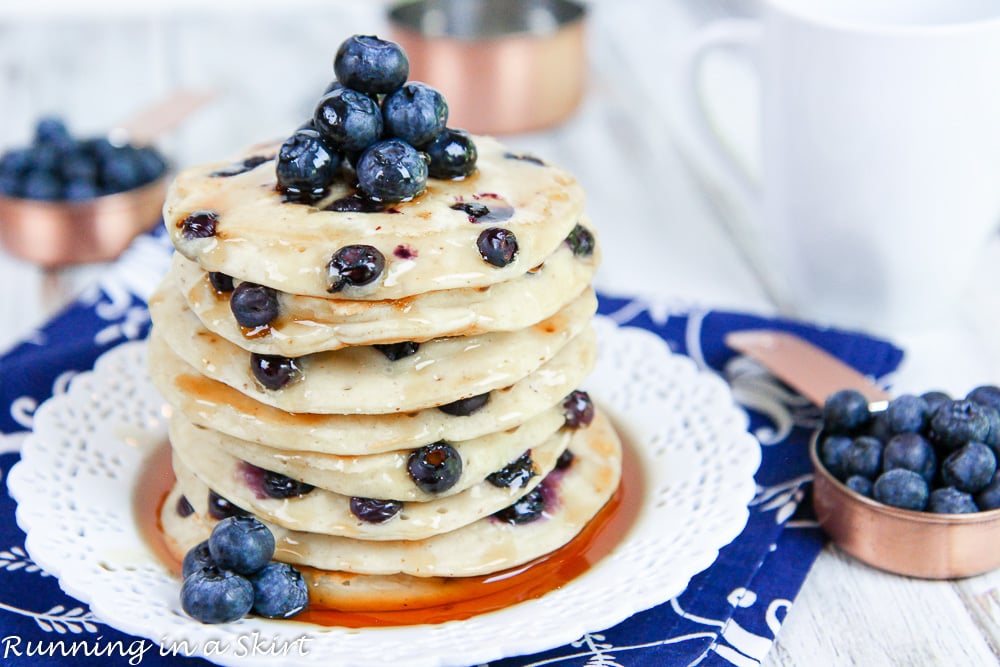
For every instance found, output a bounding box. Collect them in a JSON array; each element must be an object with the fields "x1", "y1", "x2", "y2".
[{"x1": 724, "y1": 329, "x2": 892, "y2": 409}]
